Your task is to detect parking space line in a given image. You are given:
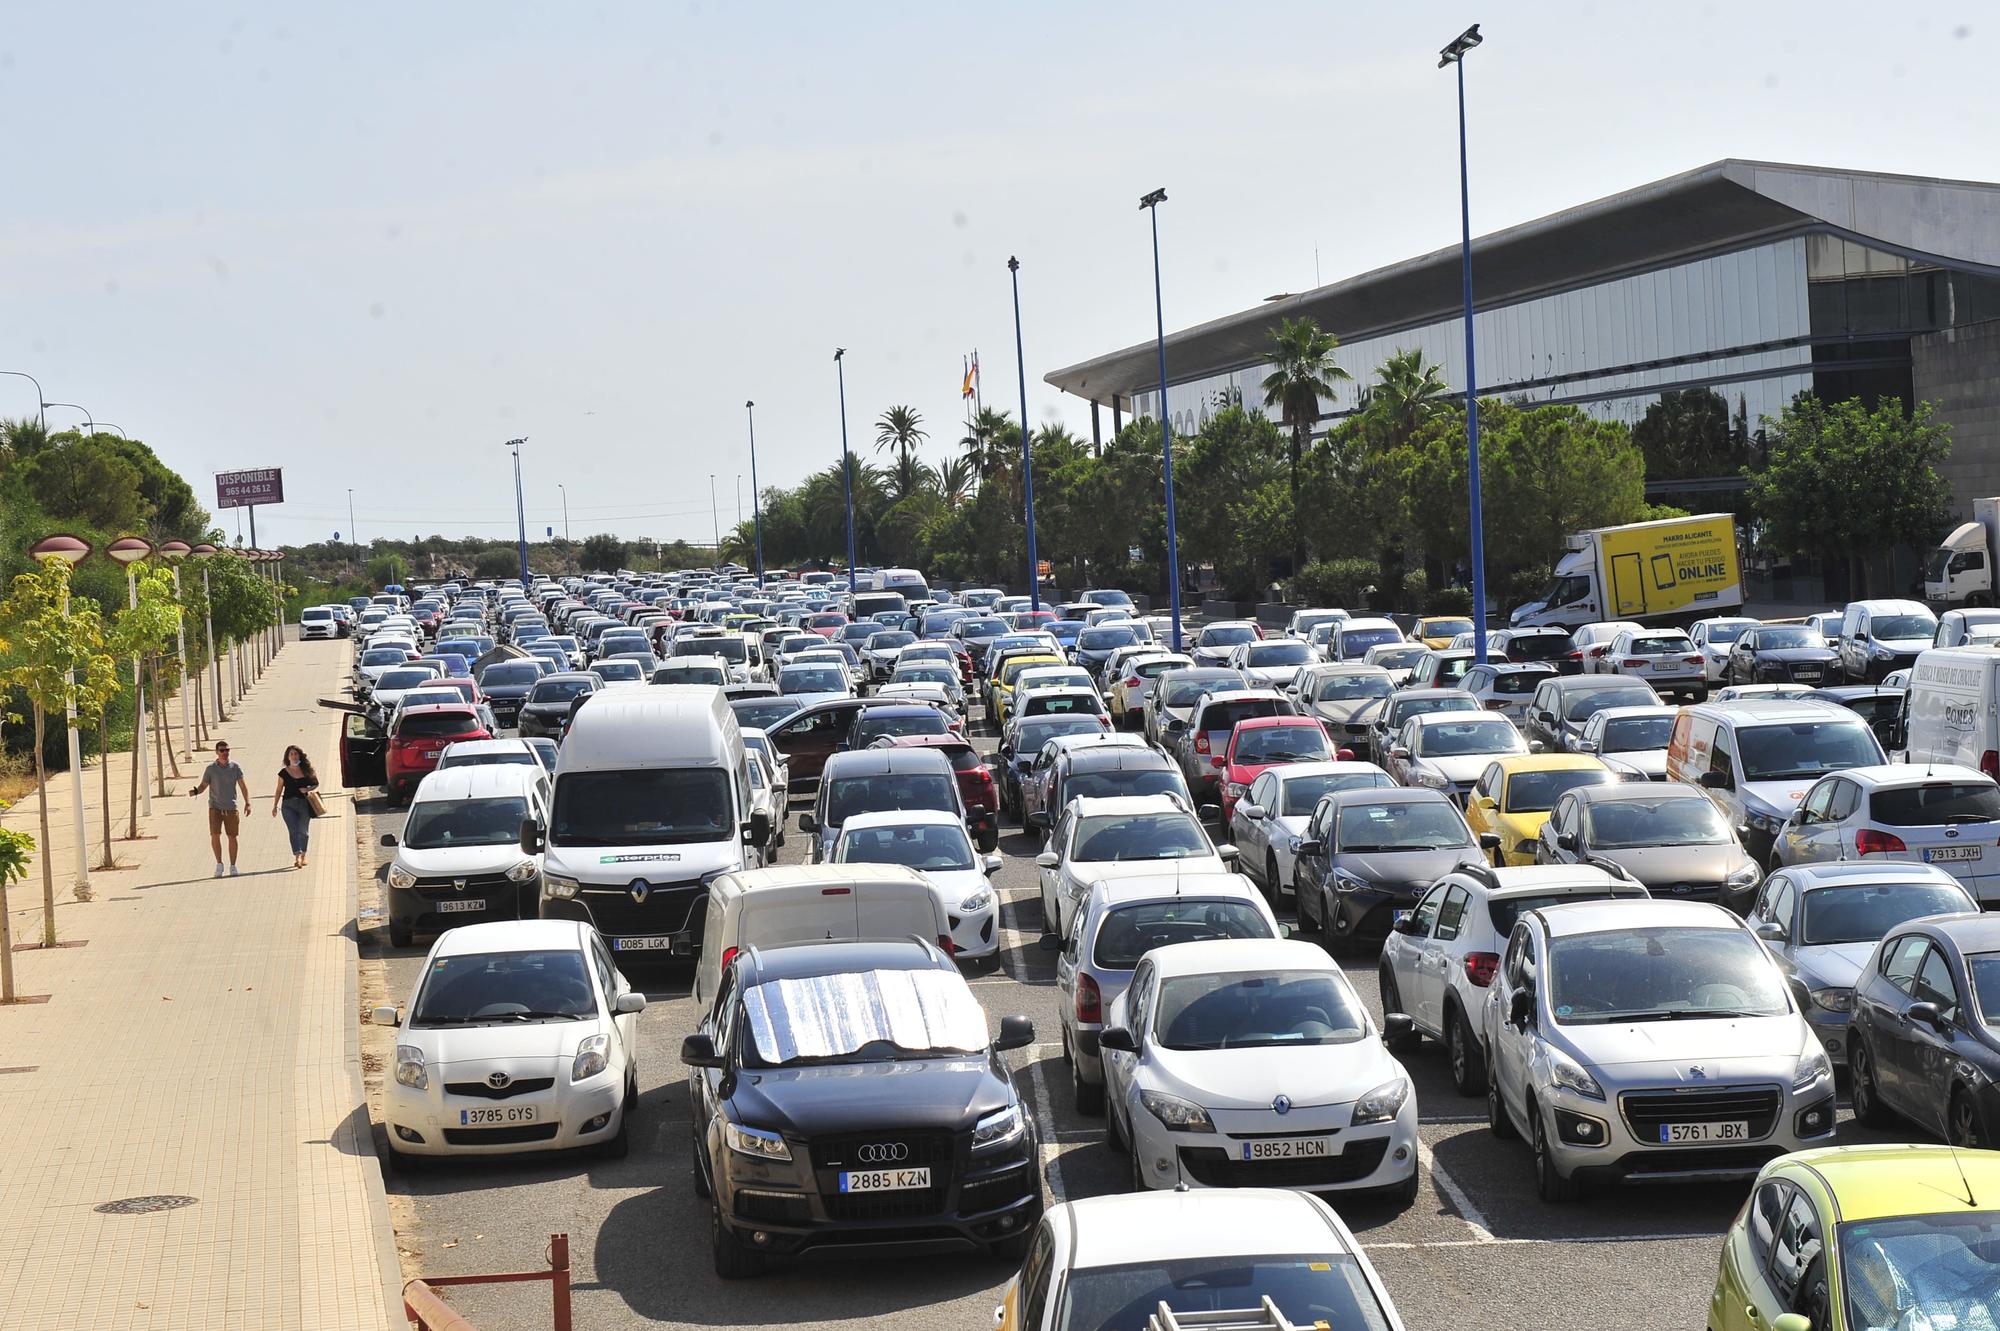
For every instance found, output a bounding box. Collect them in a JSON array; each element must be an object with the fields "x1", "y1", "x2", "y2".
[
  {"x1": 1417, "y1": 1140, "x2": 1496, "y2": 1243},
  {"x1": 1364, "y1": 1230, "x2": 1725, "y2": 1251}
]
